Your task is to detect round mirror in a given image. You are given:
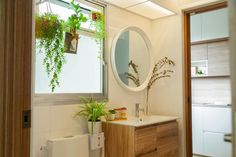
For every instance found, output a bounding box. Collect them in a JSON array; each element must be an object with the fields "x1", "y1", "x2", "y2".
[{"x1": 111, "y1": 27, "x2": 153, "y2": 92}]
